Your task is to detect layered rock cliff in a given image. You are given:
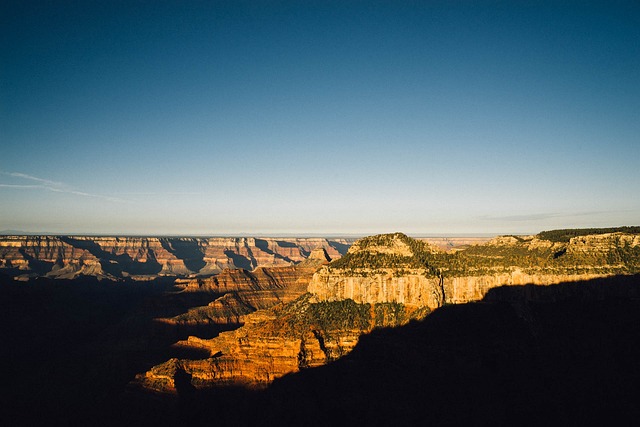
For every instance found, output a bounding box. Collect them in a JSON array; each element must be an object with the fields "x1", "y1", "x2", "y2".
[
  {"x1": 132, "y1": 229, "x2": 640, "y2": 395},
  {"x1": 151, "y1": 248, "x2": 336, "y2": 355},
  {"x1": 310, "y1": 231, "x2": 640, "y2": 309},
  {"x1": 156, "y1": 265, "x2": 319, "y2": 332},
  {"x1": 133, "y1": 295, "x2": 430, "y2": 393},
  {"x1": 0, "y1": 236, "x2": 352, "y2": 280}
]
